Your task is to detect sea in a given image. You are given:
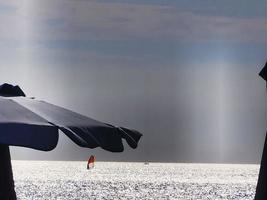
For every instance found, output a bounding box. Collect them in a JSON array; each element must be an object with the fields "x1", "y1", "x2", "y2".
[{"x1": 12, "y1": 161, "x2": 259, "y2": 200}]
